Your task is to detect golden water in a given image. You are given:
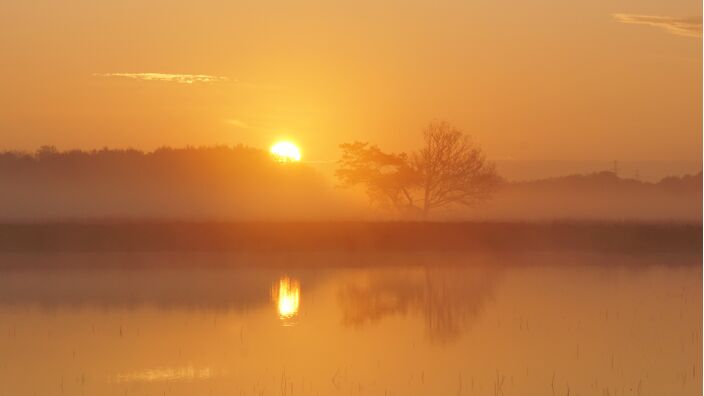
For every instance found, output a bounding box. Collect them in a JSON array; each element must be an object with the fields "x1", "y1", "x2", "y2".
[{"x1": 0, "y1": 253, "x2": 699, "y2": 395}]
